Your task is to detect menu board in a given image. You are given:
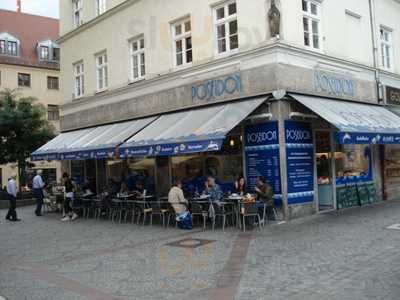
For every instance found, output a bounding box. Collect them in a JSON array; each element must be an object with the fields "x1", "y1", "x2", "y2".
[
  {"x1": 285, "y1": 121, "x2": 315, "y2": 205},
  {"x1": 244, "y1": 122, "x2": 282, "y2": 205}
]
